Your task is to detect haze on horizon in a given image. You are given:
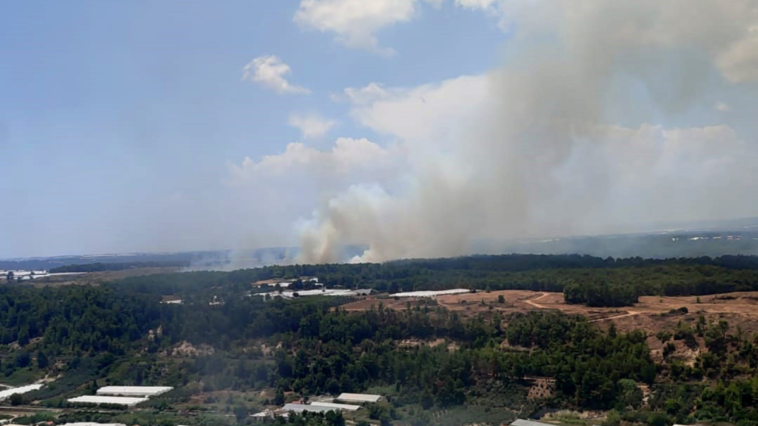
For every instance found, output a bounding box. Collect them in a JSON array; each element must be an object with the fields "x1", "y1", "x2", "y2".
[{"x1": 2, "y1": 0, "x2": 758, "y2": 261}]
